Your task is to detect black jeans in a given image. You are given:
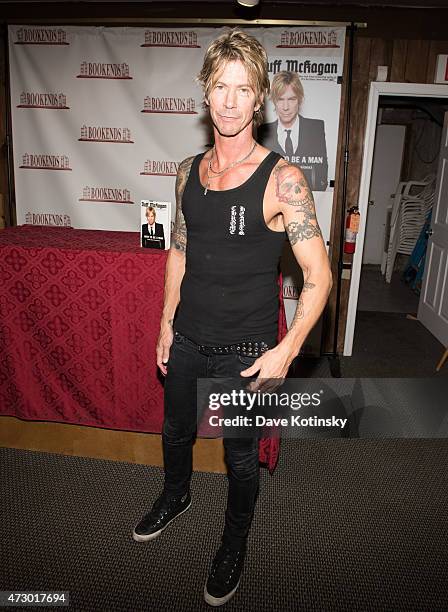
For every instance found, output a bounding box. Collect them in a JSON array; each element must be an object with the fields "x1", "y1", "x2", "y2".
[{"x1": 162, "y1": 331, "x2": 261, "y2": 552}]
